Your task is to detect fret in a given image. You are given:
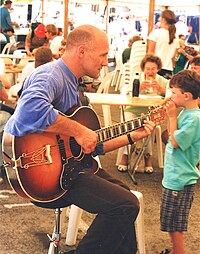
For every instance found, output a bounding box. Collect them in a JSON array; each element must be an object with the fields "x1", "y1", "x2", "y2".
[
  {"x1": 114, "y1": 124, "x2": 120, "y2": 136},
  {"x1": 110, "y1": 125, "x2": 115, "y2": 137},
  {"x1": 97, "y1": 132, "x2": 101, "y2": 142},
  {"x1": 127, "y1": 120, "x2": 133, "y2": 131},
  {"x1": 100, "y1": 131, "x2": 105, "y2": 142},
  {"x1": 112, "y1": 125, "x2": 117, "y2": 136},
  {"x1": 133, "y1": 118, "x2": 140, "y2": 129},
  {"x1": 120, "y1": 123, "x2": 125, "y2": 134},
  {"x1": 107, "y1": 128, "x2": 112, "y2": 139},
  {"x1": 124, "y1": 122, "x2": 128, "y2": 133}
]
